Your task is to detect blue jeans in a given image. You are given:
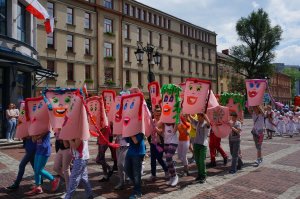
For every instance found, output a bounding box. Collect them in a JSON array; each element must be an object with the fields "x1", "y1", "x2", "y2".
[
  {"x1": 15, "y1": 151, "x2": 35, "y2": 185},
  {"x1": 6, "y1": 119, "x2": 17, "y2": 140},
  {"x1": 34, "y1": 154, "x2": 54, "y2": 185},
  {"x1": 150, "y1": 143, "x2": 168, "y2": 176},
  {"x1": 125, "y1": 155, "x2": 144, "y2": 195}
]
